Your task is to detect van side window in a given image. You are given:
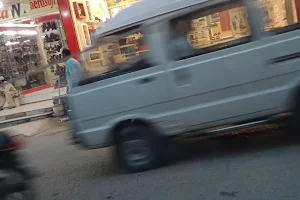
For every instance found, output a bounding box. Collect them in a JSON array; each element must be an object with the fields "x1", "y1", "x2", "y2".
[
  {"x1": 168, "y1": 2, "x2": 252, "y2": 61},
  {"x1": 77, "y1": 30, "x2": 152, "y2": 86},
  {"x1": 256, "y1": 0, "x2": 300, "y2": 33}
]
